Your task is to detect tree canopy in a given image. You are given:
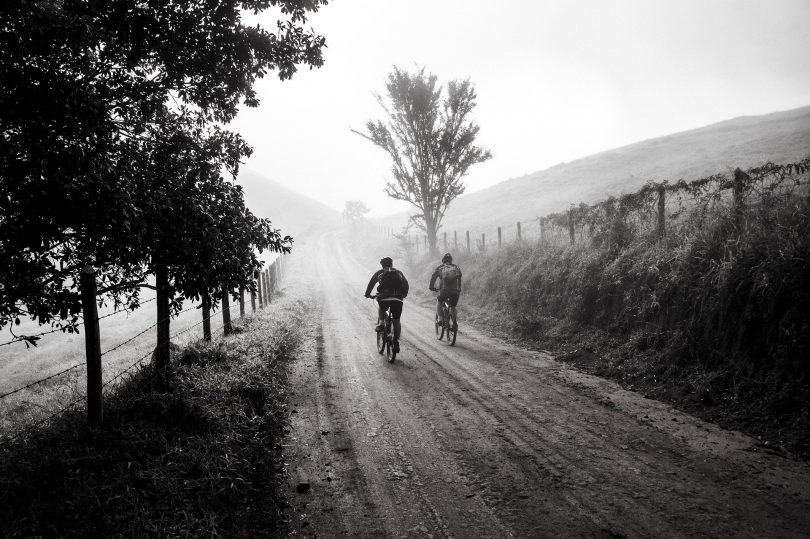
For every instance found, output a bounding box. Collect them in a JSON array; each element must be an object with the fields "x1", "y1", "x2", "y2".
[
  {"x1": 0, "y1": 0, "x2": 324, "y2": 342},
  {"x1": 355, "y1": 67, "x2": 491, "y2": 255},
  {"x1": 343, "y1": 200, "x2": 370, "y2": 224}
]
